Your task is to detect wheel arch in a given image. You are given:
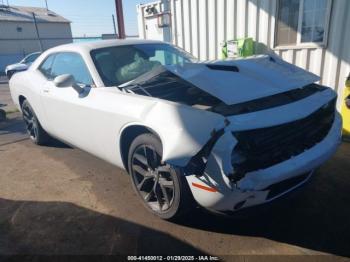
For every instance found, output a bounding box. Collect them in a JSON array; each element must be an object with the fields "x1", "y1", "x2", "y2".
[{"x1": 119, "y1": 124, "x2": 162, "y2": 172}]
